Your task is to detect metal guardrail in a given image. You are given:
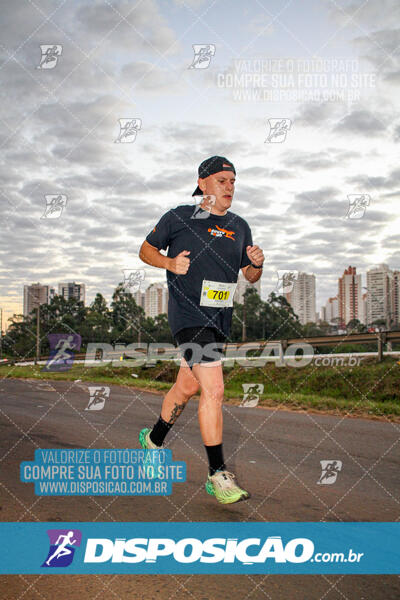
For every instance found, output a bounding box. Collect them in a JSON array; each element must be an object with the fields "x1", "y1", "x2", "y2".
[
  {"x1": 224, "y1": 332, "x2": 400, "y2": 362},
  {"x1": 8, "y1": 330, "x2": 400, "y2": 364}
]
